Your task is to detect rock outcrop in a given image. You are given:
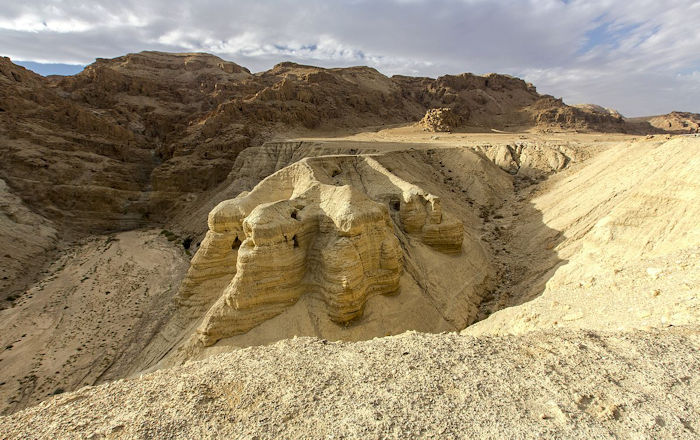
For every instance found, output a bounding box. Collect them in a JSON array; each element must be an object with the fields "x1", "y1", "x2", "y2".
[
  {"x1": 0, "y1": 178, "x2": 57, "y2": 305},
  {"x1": 472, "y1": 142, "x2": 574, "y2": 177},
  {"x1": 177, "y1": 155, "x2": 463, "y2": 346},
  {"x1": 530, "y1": 97, "x2": 627, "y2": 132},
  {"x1": 644, "y1": 111, "x2": 700, "y2": 134},
  {"x1": 419, "y1": 107, "x2": 463, "y2": 132}
]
